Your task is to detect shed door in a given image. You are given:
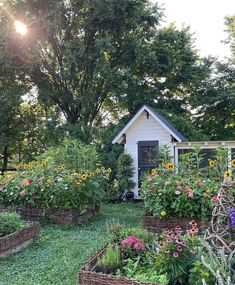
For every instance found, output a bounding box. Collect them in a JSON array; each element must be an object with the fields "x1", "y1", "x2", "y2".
[{"x1": 138, "y1": 141, "x2": 159, "y2": 187}]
